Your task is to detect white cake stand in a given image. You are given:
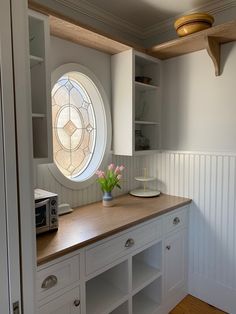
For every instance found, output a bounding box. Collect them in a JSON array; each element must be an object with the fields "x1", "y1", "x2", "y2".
[{"x1": 129, "y1": 176, "x2": 160, "y2": 198}]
